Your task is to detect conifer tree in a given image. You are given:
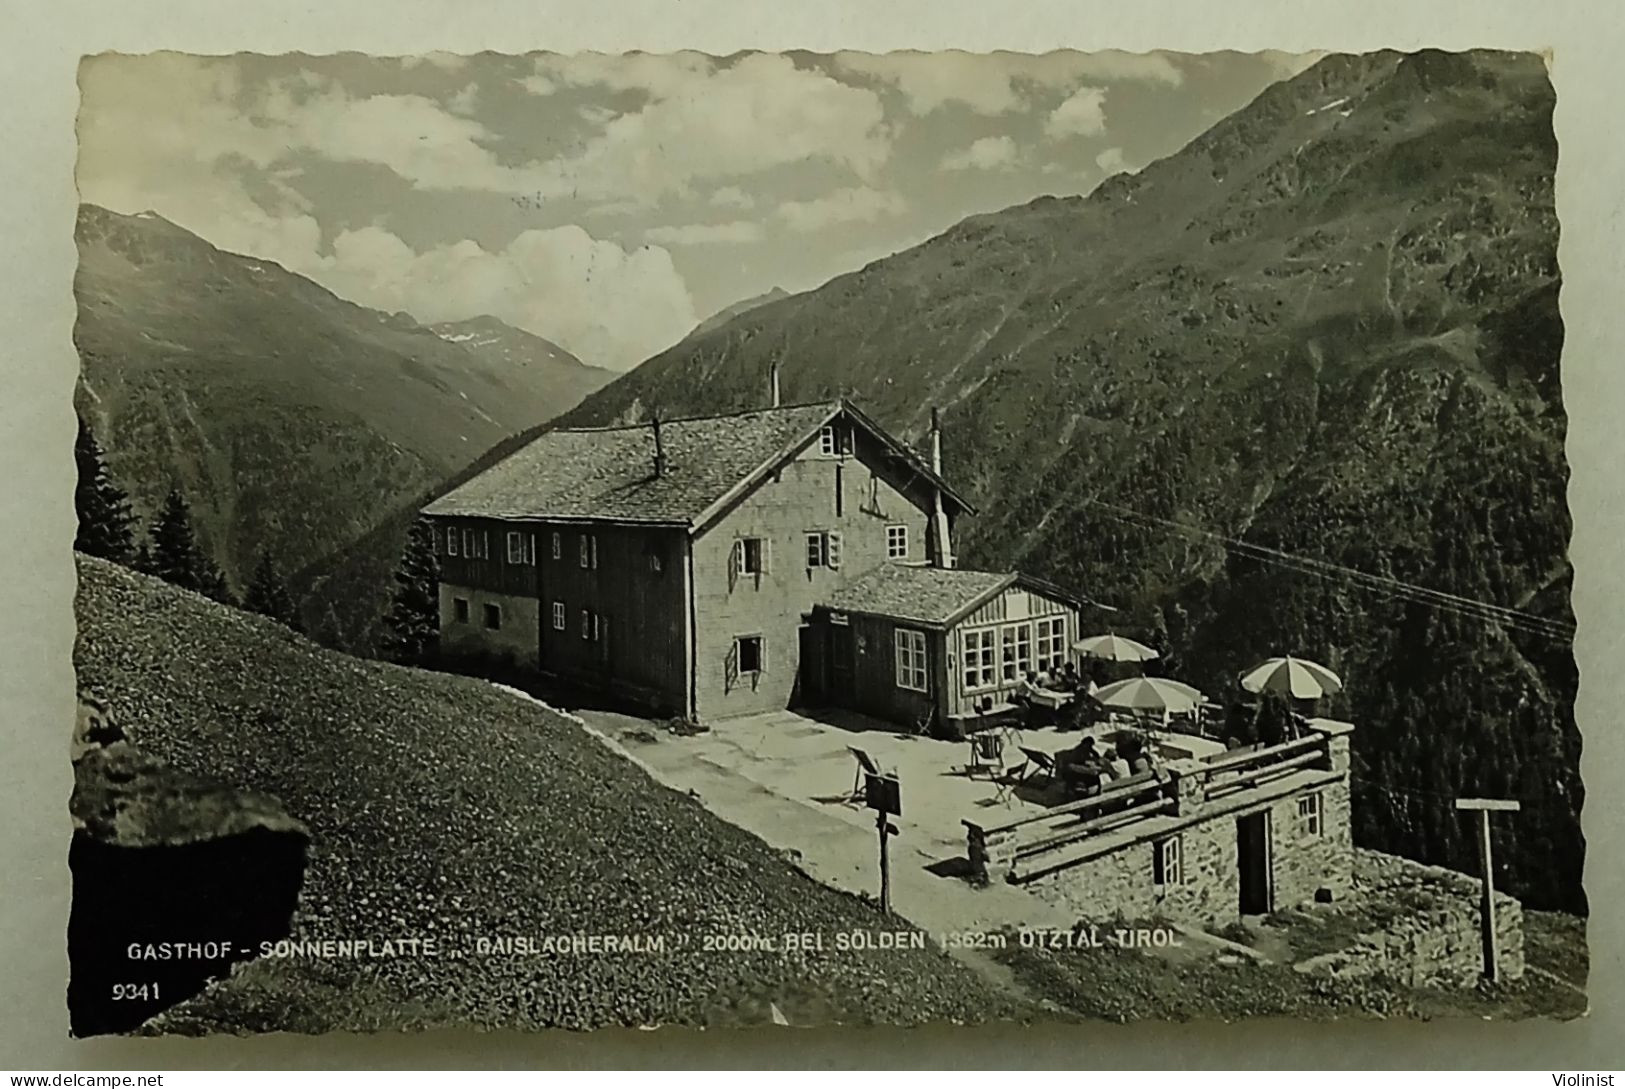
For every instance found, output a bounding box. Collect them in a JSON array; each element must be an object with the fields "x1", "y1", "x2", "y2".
[
  {"x1": 73, "y1": 416, "x2": 135, "y2": 564},
  {"x1": 382, "y1": 517, "x2": 441, "y2": 664},
  {"x1": 148, "y1": 487, "x2": 233, "y2": 602},
  {"x1": 243, "y1": 548, "x2": 301, "y2": 630}
]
